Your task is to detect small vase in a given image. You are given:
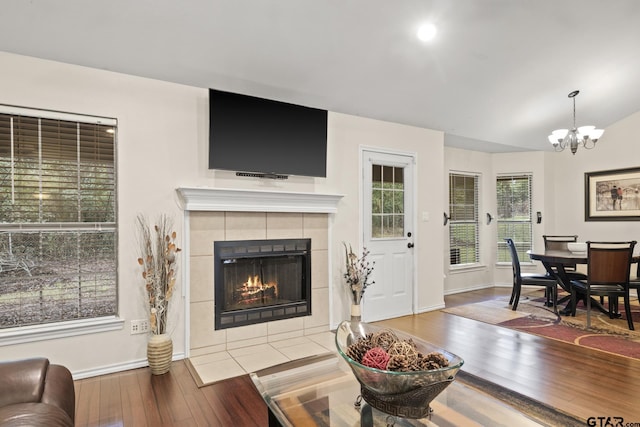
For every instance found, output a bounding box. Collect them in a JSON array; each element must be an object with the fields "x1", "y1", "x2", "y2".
[
  {"x1": 350, "y1": 303, "x2": 362, "y2": 322},
  {"x1": 147, "y1": 333, "x2": 173, "y2": 375}
]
